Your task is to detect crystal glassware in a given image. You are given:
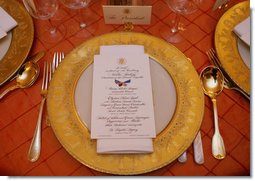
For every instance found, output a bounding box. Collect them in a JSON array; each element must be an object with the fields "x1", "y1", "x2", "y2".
[
  {"x1": 22, "y1": 0, "x2": 65, "y2": 43},
  {"x1": 161, "y1": 0, "x2": 203, "y2": 43},
  {"x1": 59, "y1": 0, "x2": 91, "y2": 28}
]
